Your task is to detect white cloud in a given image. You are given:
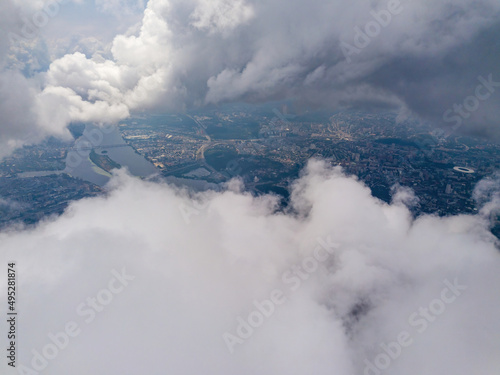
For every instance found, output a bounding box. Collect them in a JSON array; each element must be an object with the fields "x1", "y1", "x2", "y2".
[
  {"x1": 1, "y1": 0, "x2": 500, "y2": 156},
  {"x1": 0, "y1": 160, "x2": 499, "y2": 374},
  {"x1": 190, "y1": 0, "x2": 255, "y2": 35},
  {"x1": 0, "y1": 70, "x2": 50, "y2": 158},
  {"x1": 95, "y1": 0, "x2": 146, "y2": 16},
  {"x1": 473, "y1": 172, "x2": 500, "y2": 218}
]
